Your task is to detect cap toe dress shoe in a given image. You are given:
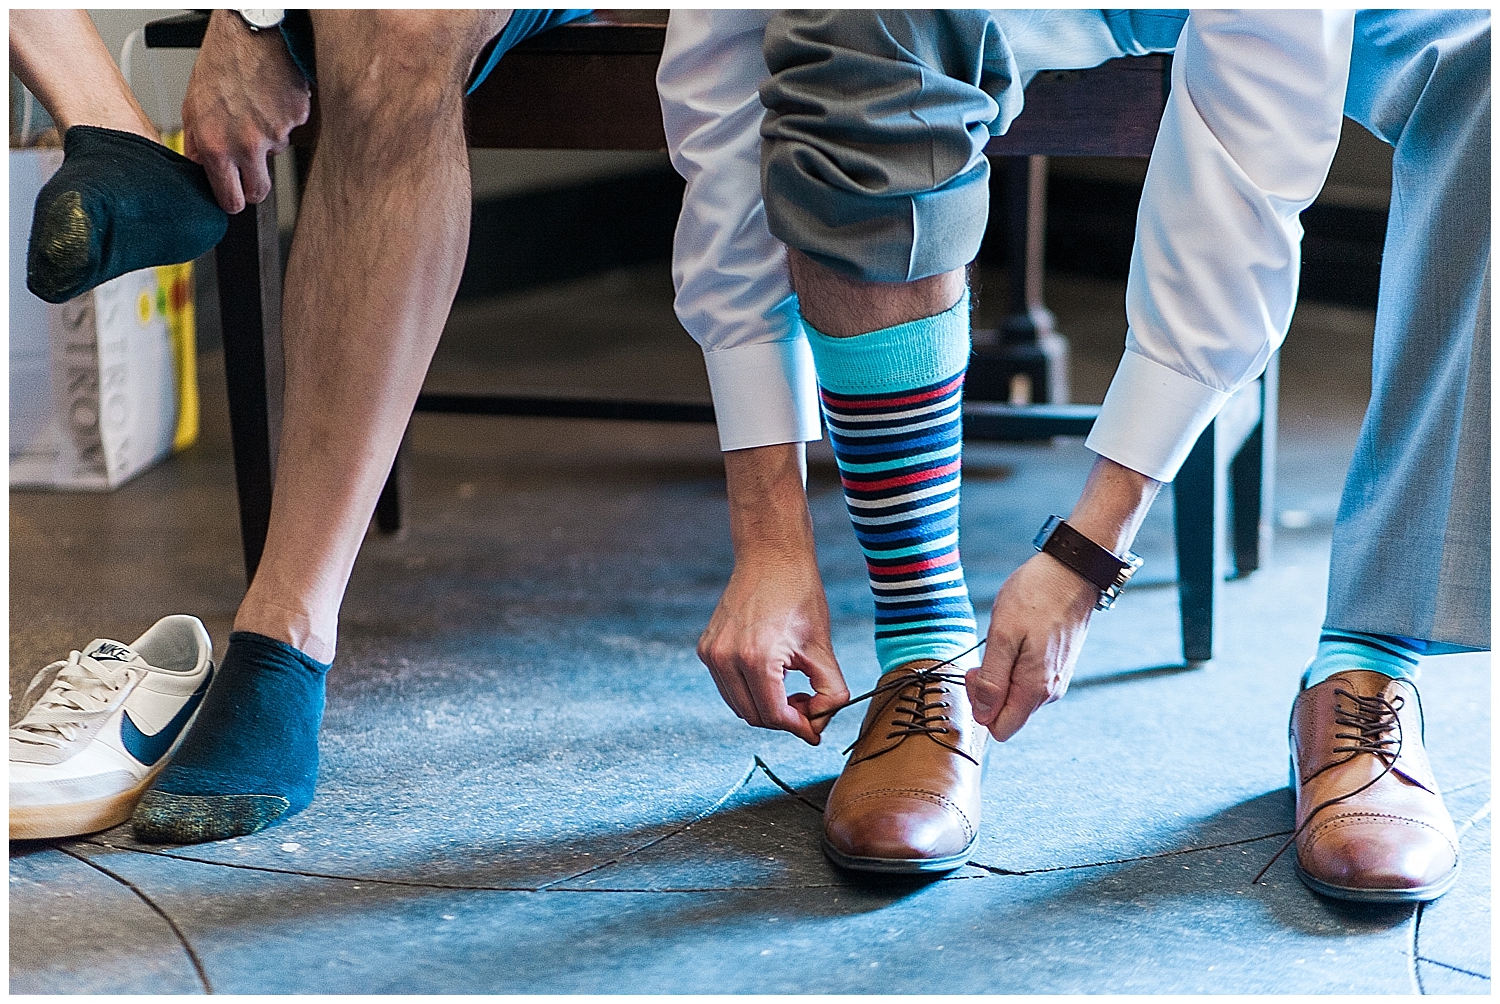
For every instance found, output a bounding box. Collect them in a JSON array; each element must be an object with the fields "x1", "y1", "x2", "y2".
[
  {"x1": 1289, "y1": 671, "x2": 1460, "y2": 902},
  {"x1": 823, "y1": 661, "x2": 987, "y2": 873}
]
